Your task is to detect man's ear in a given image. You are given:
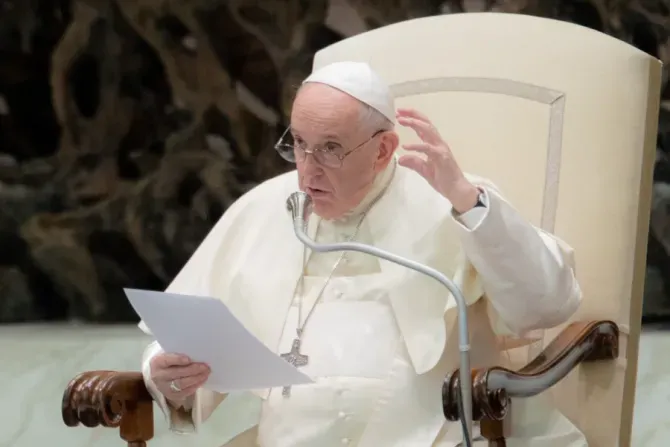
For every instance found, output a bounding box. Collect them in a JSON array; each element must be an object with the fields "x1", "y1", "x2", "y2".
[{"x1": 375, "y1": 131, "x2": 399, "y2": 172}]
